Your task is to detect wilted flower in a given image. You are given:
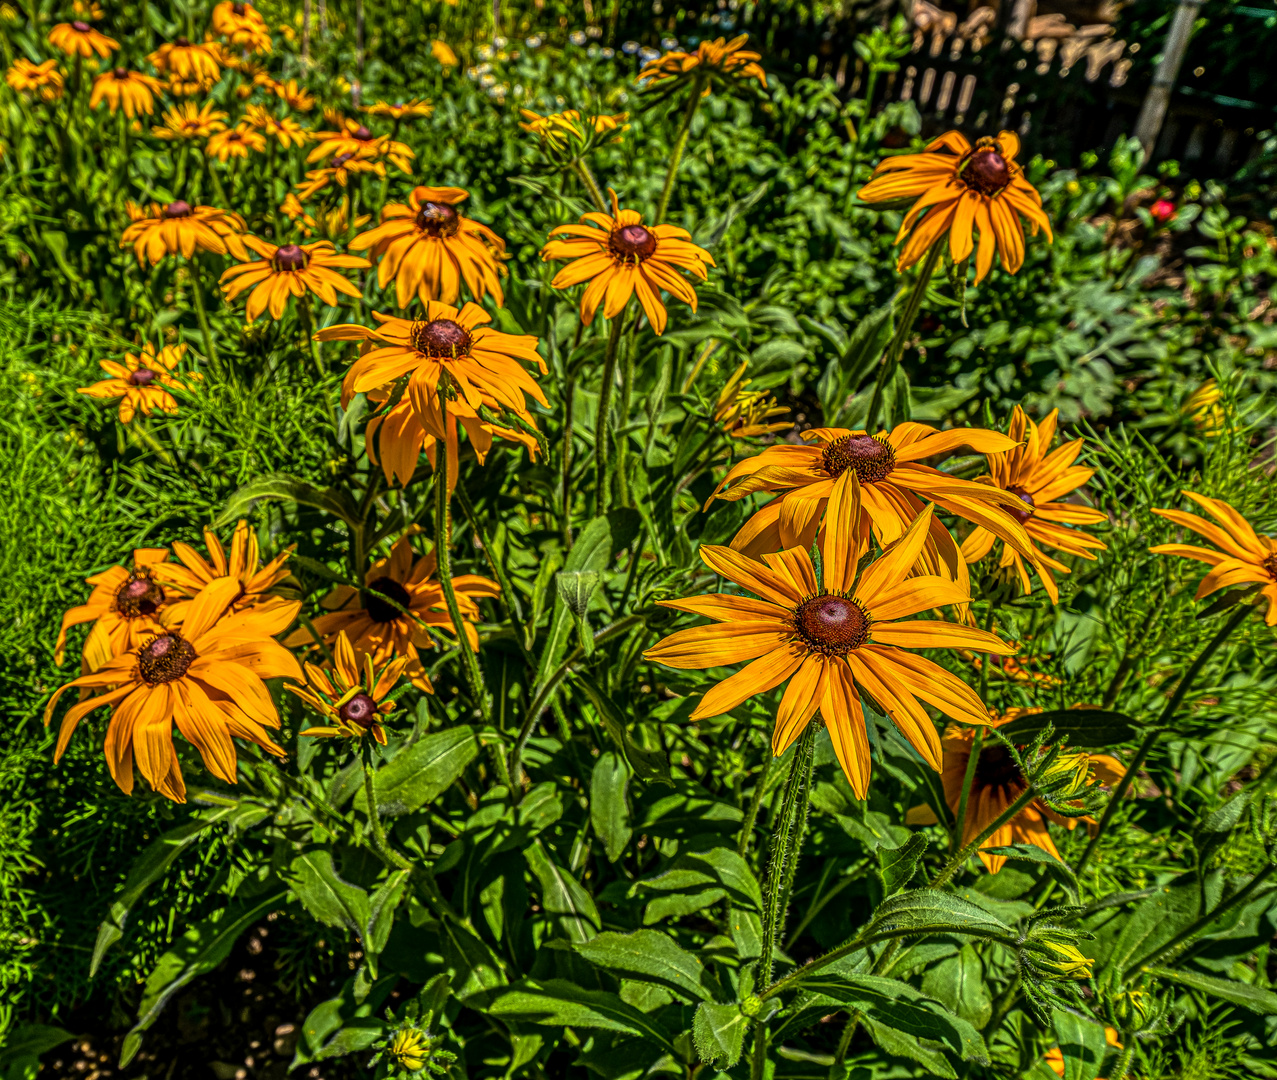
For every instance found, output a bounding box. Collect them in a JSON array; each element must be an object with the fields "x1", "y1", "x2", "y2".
[{"x1": 713, "y1": 361, "x2": 792, "y2": 438}]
